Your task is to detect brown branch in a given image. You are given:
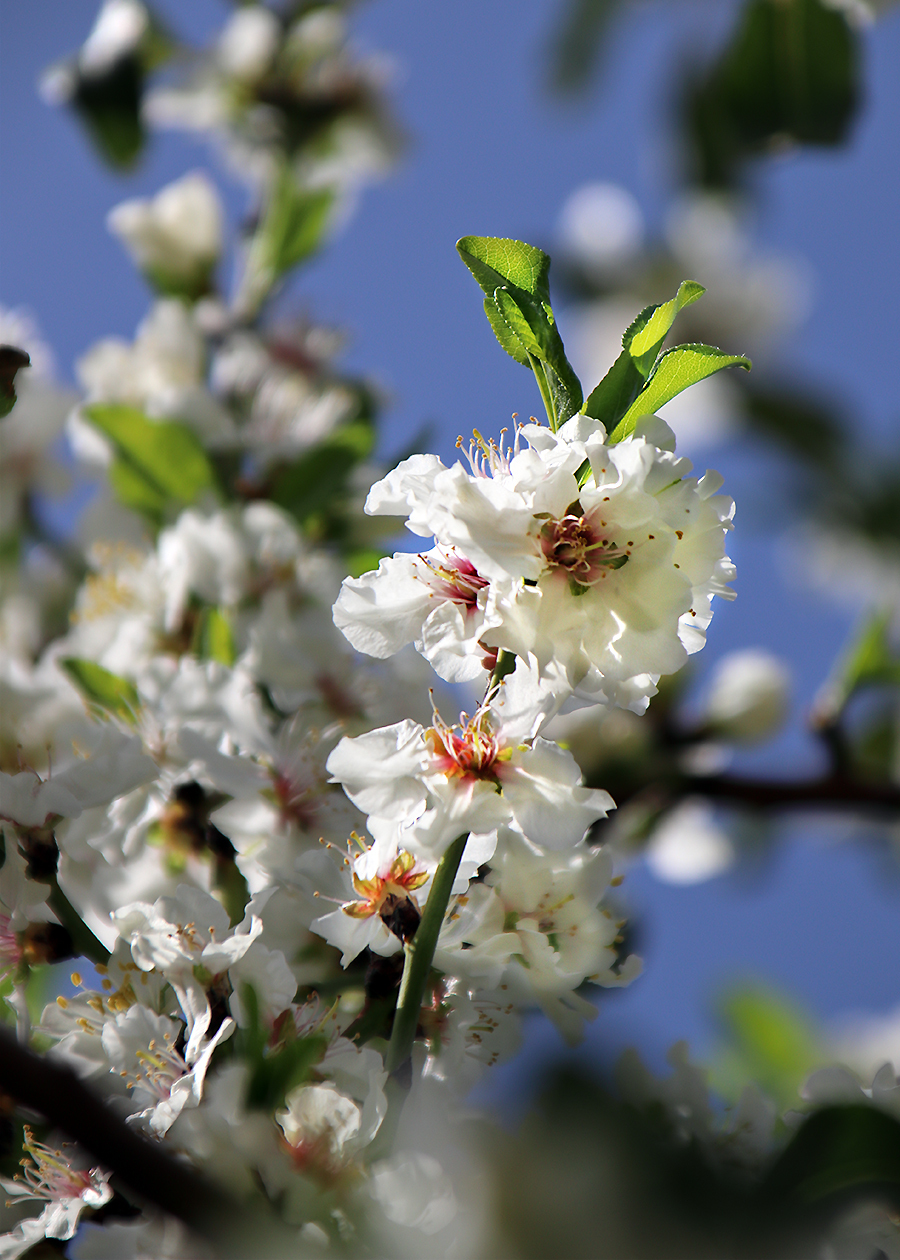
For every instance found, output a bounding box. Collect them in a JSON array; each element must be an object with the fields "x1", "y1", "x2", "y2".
[
  {"x1": 0, "y1": 1027, "x2": 300, "y2": 1258},
  {"x1": 682, "y1": 772, "x2": 900, "y2": 813}
]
